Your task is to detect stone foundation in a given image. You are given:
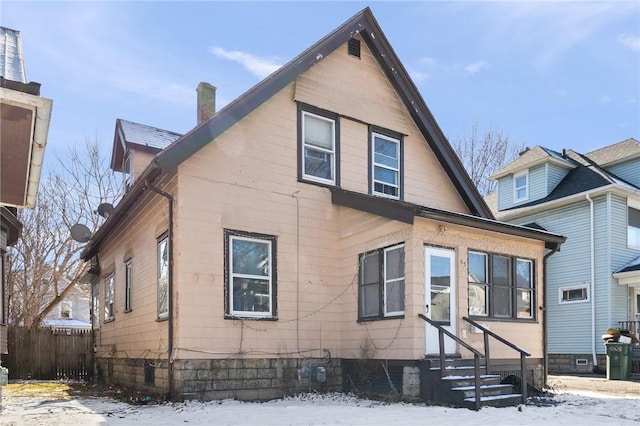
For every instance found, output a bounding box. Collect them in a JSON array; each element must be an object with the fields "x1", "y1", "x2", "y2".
[
  {"x1": 96, "y1": 356, "x2": 342, "y2": 401},
  {"x1": 548, "y1": 354, "x2": 606, "y2": 374}
]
